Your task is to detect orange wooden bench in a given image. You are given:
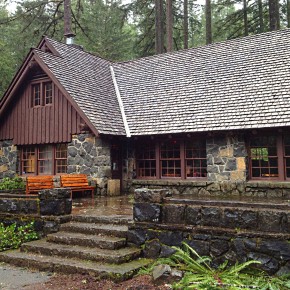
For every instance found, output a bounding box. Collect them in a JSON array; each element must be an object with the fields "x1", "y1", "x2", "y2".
[
  {"x1": 60, "y1": 174, "x2": 94, "y2": 198},
  {"x1": 26, "y1": 175, "x2": 54, "y2": 195}
]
